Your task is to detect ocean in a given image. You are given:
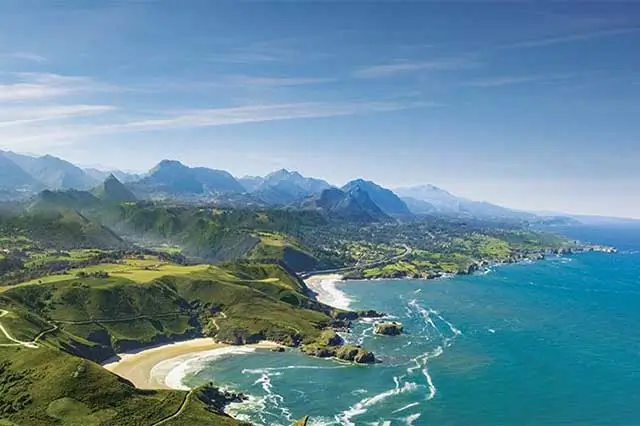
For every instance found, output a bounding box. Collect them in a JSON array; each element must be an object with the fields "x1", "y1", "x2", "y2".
[{"x1": 180, "y1": 225, "x2": 640, "y2": 425}]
